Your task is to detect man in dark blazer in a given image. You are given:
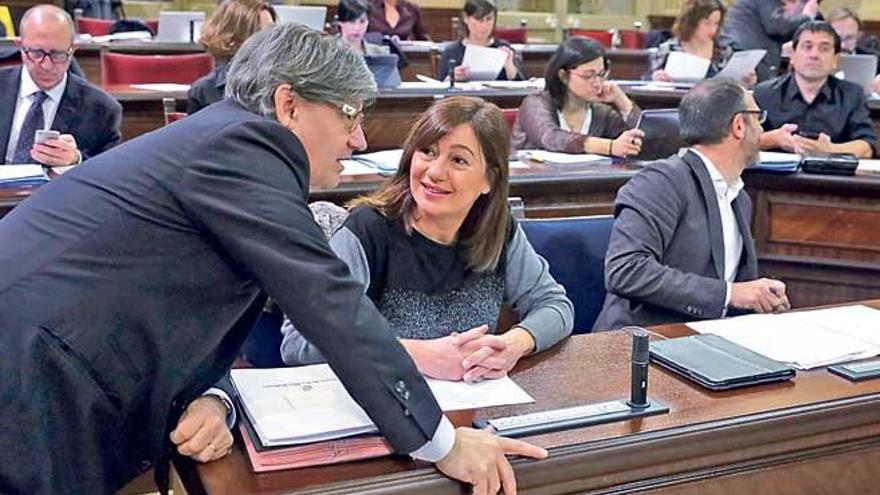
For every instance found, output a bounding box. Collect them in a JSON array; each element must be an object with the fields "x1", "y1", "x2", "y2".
[
  {"x1": 719, "y1": 0, "x2": 819, "y2": 81},
  {"x1": 0, "y1": 5, "x2": 121, "y2": 166},
  {"x1": 0, "y1": 23, "x2": 544, "y2": 495},
  {"x1": 593, "y1": 78, "x2": 790, "y2": 331}
]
